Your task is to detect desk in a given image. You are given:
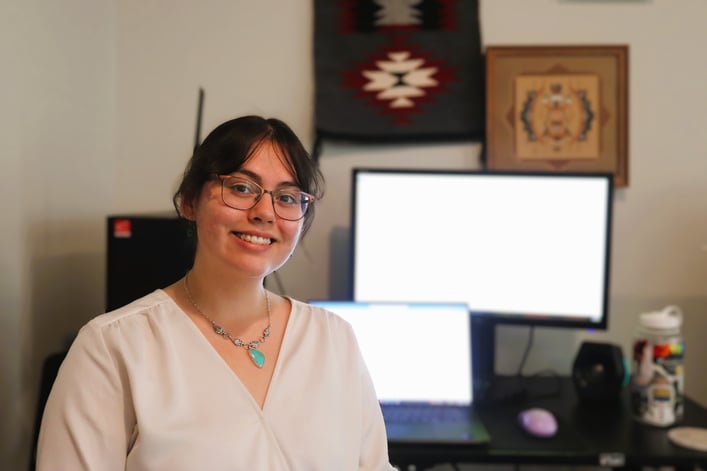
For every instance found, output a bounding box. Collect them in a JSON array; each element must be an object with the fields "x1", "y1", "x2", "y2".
[{"x1": 389, "y1": 376, "x2": 707, "y2": 470}]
